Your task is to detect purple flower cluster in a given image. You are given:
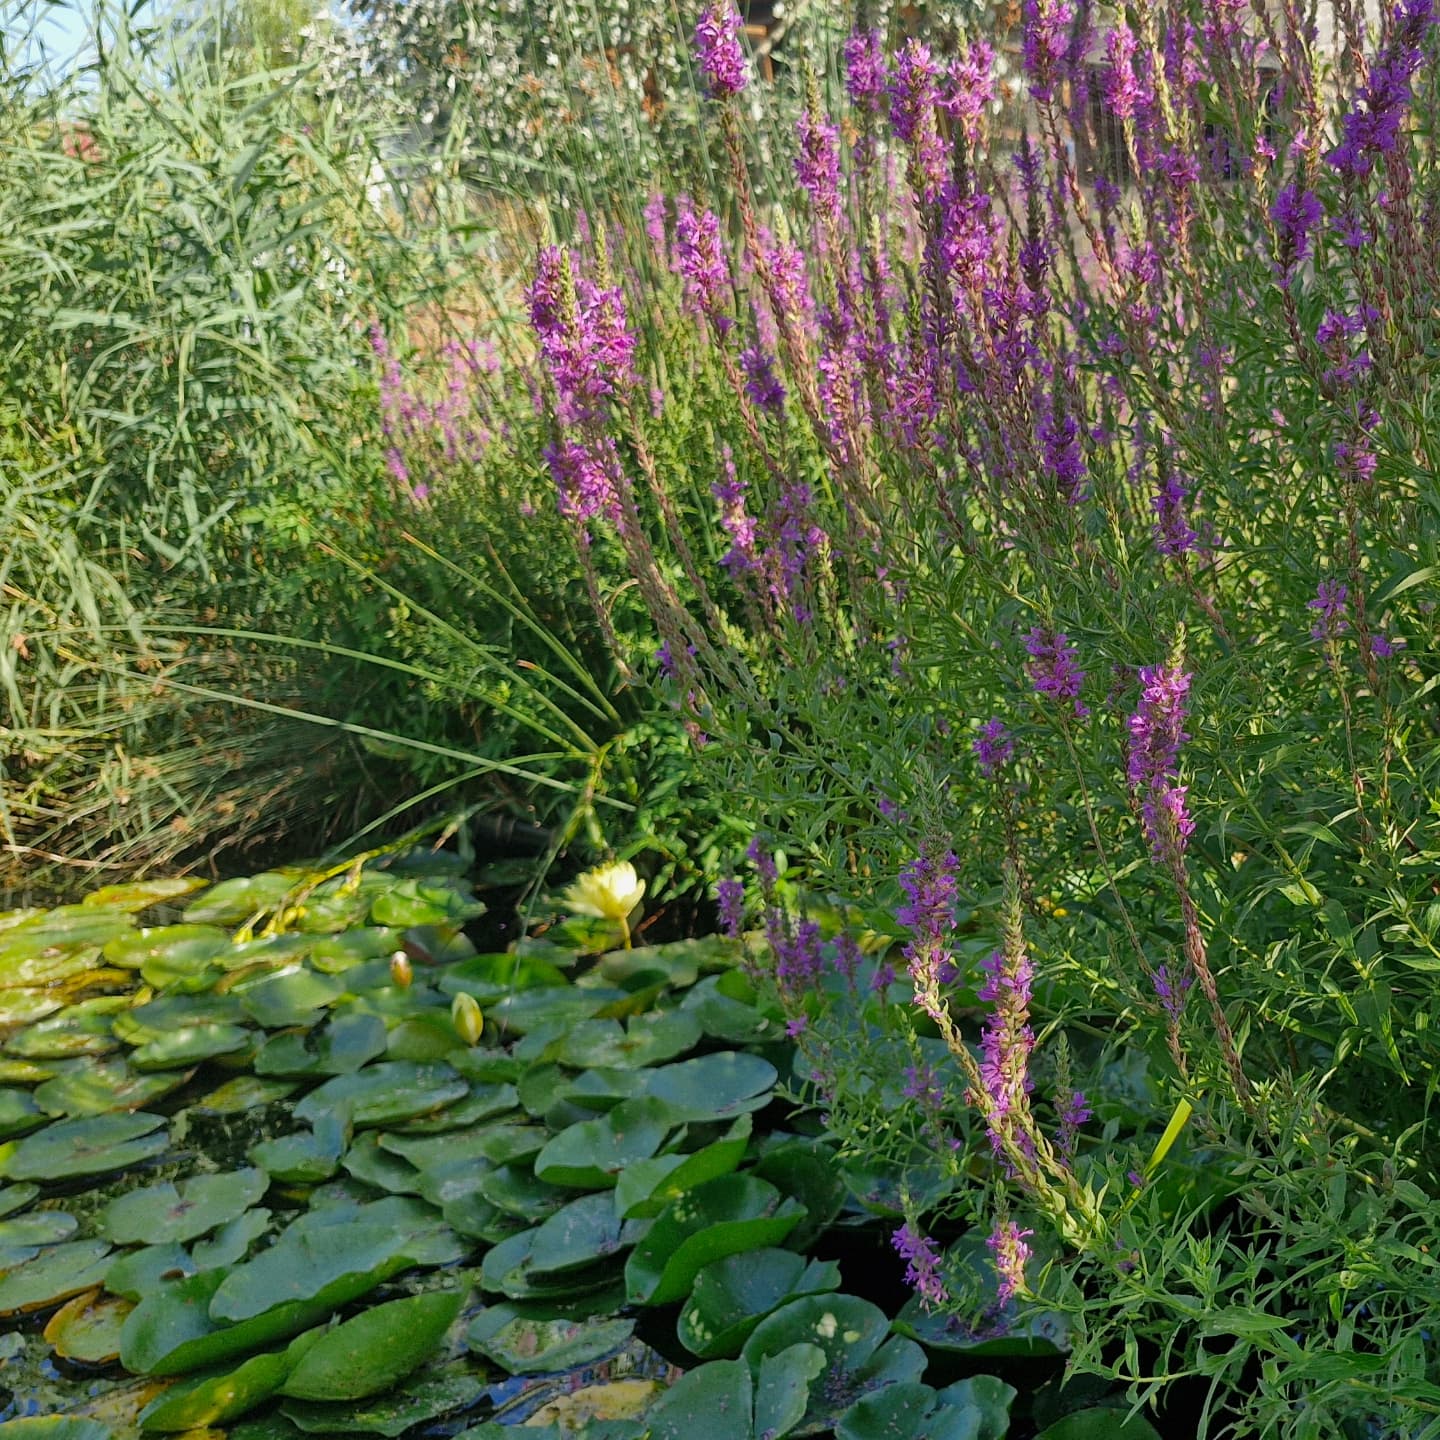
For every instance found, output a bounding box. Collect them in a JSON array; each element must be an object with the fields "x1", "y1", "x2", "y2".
[
  {"x1": 740, "y1": 345, "x2": 786, "y2": 412},
  {"x1": 1127, "y1": 664, "x2": 1195, "y2": 859},
  {"x1": 1327, "y1": 0, "x2": 1437, "y2": 178},
  {"x1": 976, "y1": 947, "x2": 1036, "y2": 1157},
  {"x1": 942, "y1": 40, "x2": 995, "y2": 144},
  {"x1": 712, "y1": 446, "x2": 758, "y2": 573},
  {"x1": 1271, "y1": 183, "x2": 1323, "y2": 280},
  {"x1": 717, "y1": 877, "x2": 745, "y2": 938},
  {"x1": 1153, "y1": 961, "x2": 1193, "y2": 1022},
  {"x1": 776, "y1": 918, "x2": 824, "y2": 990},
  {"x1": 843, "y1": 29, "x2": 888, "y2": 109},
  {"x1": 889, "y1": 41, "x2": 945, "y2": 199},
  {"x1": 1153, "y1": 466, "x2": 1199, "y2": 557},
  {"x1": 973, "y1": 718, "x2": 1014, "y2": 777},
  {"x1": 694, "y1": 1, "x2": 748, "y2": 98},
  {"x1": 1024, "y1": 628, "x2": 1087, "y2": 714},
  {"x1": 528, "y1": 247, "x2": 636, "y2": 427},
  {"x1": 796, "y1": 108, "x2": 842, "y2": 227},
  {"x1": 893, "y1": 1224, "x2": 949, "y2": 1310},
  {"x1": 1102, "y1": 22, "x2": 1143, "y2": 121},
  {"x1": 1022, "y1": 0, "x2": 1076, "y2": 102},
  {"x1": 1308, "y1": 578, "x2": 1350, "y2": 641},
  {"x1": 897, "y1": 846, "x2": 960, "y2": 1020},
  {"x1": 674, "y1": 197, "x2": 733, "y2": 333},
  {"x1": 1057, "y1": 1090, "x2": 1091, "y2": 1160},
  {"x1": 986, "y1": 1220, "x2": 1034, "y2": 1307}
]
